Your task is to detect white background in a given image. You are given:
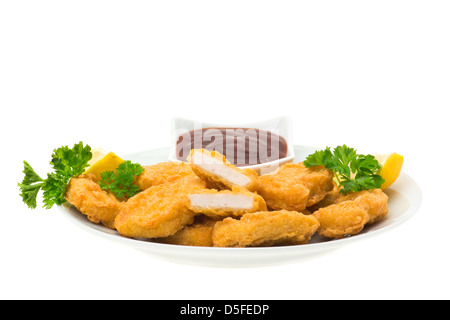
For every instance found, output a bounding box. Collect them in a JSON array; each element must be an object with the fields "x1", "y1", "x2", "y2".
[{"x1": 1, "y1": 1, "x2": 449, "y2": 300}]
